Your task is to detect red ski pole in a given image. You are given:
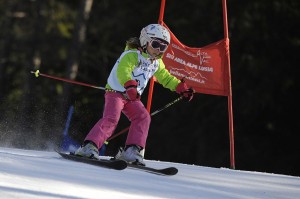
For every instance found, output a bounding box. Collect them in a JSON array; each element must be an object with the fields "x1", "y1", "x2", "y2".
[
  {"x1": 31, "y1": 70, "x2": 107, "y2": 91},
  {"x1": 107, "y1": 96, "x2": 183, "y2": 141}
]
